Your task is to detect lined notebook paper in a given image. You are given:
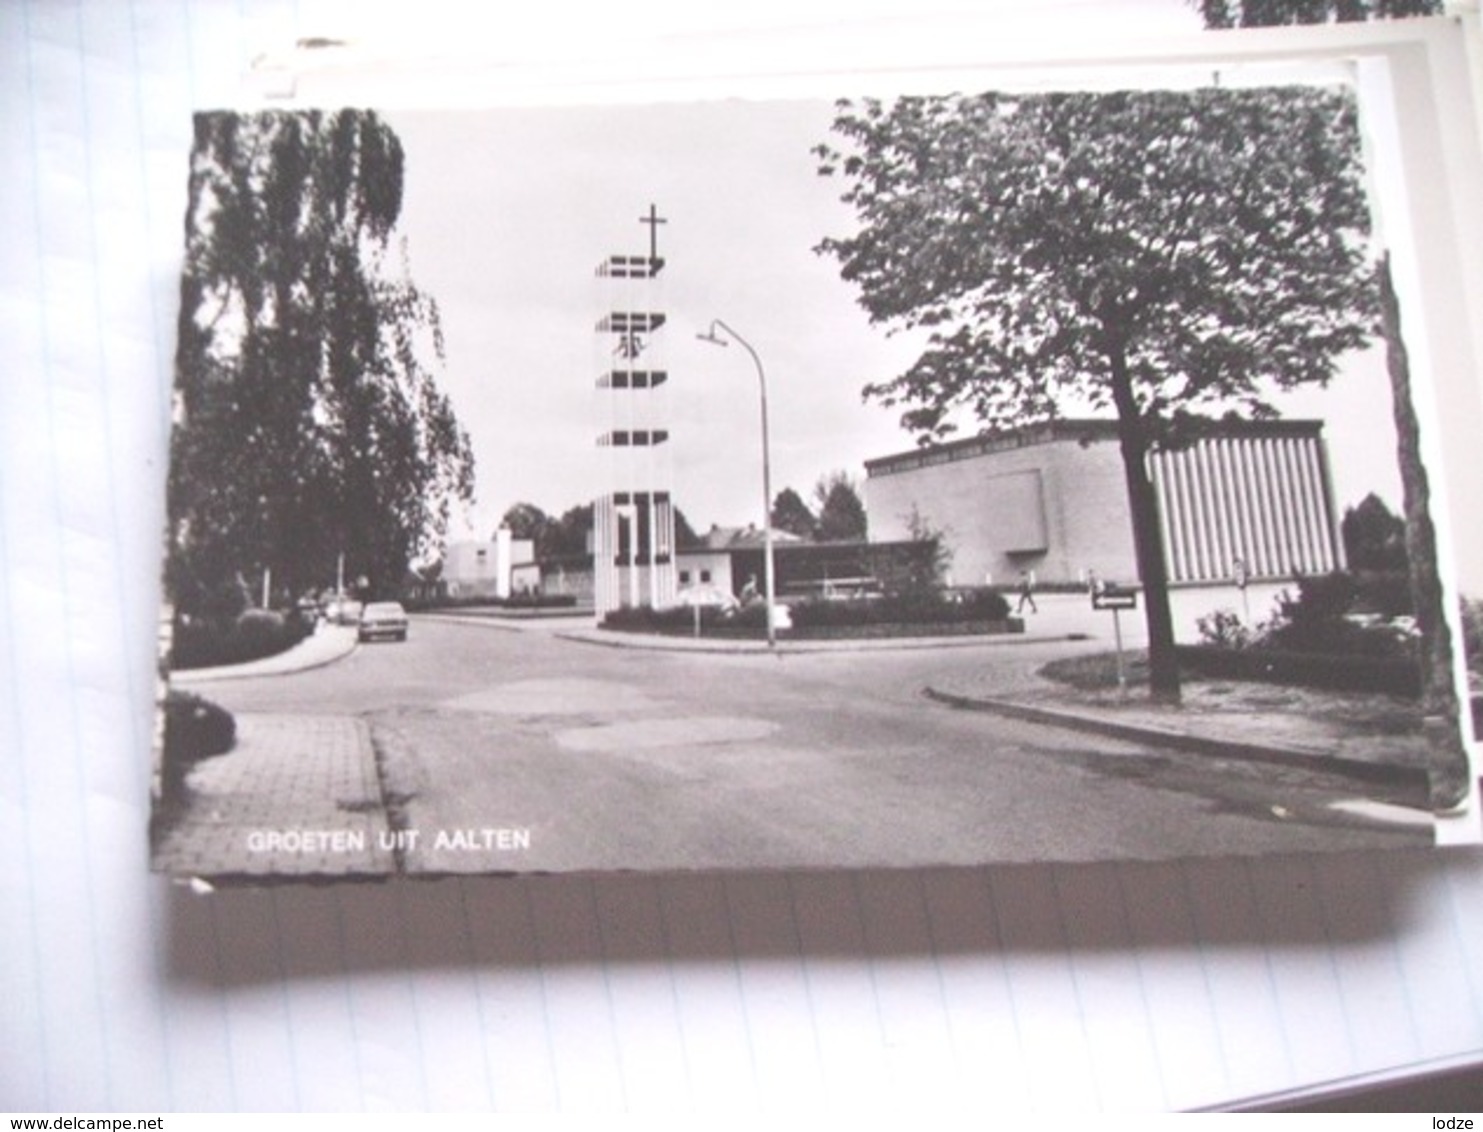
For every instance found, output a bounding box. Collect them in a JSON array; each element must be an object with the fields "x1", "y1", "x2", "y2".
[{"x1": 5, "y1": 0, "x2": 1483, "y2": 1112}]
